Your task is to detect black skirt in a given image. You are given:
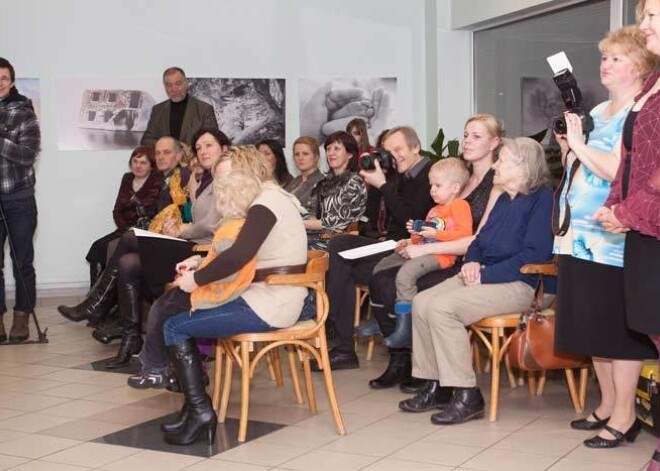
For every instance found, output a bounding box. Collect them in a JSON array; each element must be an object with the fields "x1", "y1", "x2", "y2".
[
  {"x1": 86, "y1": 230, "x2": 122, "y2": 265},
  {"x1": 624, "y1": 231, "x2": 660, "y2": 336},
  {"x1": 137, "y1": 237, "x2": 197, "y2": 298},
  {"x1": 555, "y1": 254, "x2": 656, "y2": 360}
]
